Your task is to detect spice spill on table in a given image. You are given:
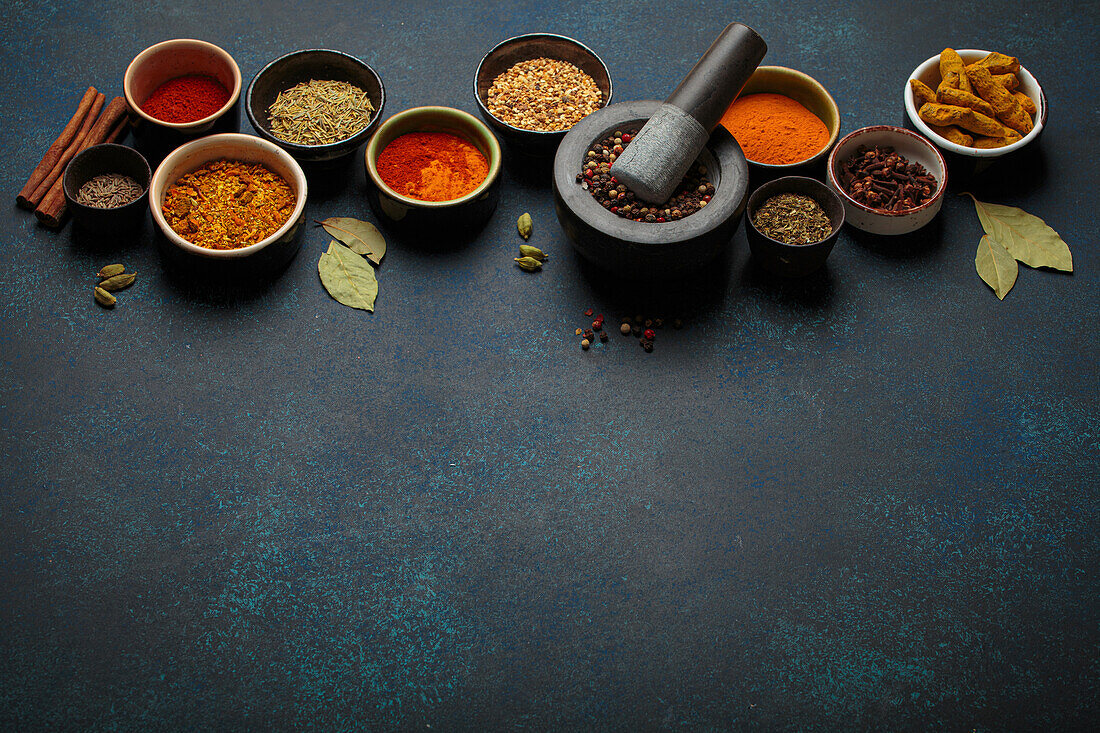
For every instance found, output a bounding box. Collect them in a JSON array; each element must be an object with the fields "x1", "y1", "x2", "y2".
[
  {"x1": 720, "y1": 93, "x2": 830, "y2": 165},
  {"x1": 376, "y1": 132, "x2": 488, "y2": 202},
  {"x1": 267, "y1": 79, "x2": 374, "y2": 145},
  {"x1": 162, "y1": 160, "x2": 296, "y2": 249},
  {"x1": 487, "y1": 58, "x2": 602, "y2": 132},
  {"x1": 141, "y1": 75, "x2": 230, "y2": 123},
  {"x1": 576, "y1": 129, "x2": 714, "y2": 222}
]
